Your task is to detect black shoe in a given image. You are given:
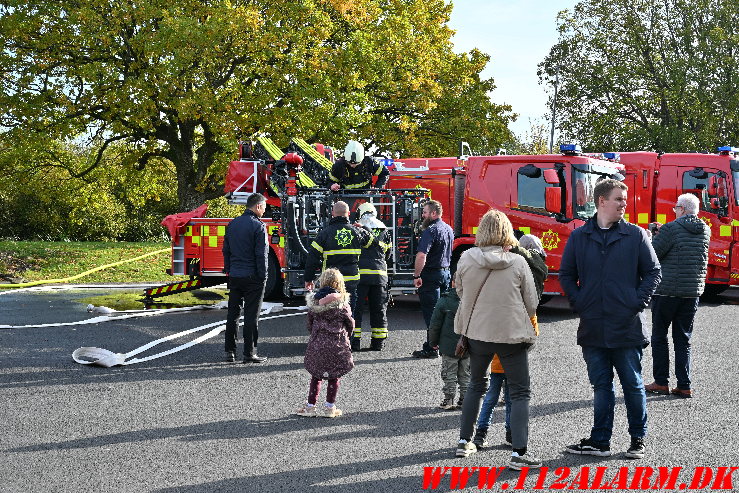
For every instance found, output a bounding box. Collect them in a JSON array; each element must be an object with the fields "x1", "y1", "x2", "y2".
[
  {"x1": 565, "y1": 437, "x2": 611, "y2": 456},
  {"x1": 472, "y1": 428, "x2": 488, "y2": 449},
  {"x1": 243, "y1": 354, "x2": 267, "y2": 364},
  {"x1": 369, "y1": 338, "x2": 385, "y2": 351},
  {"x1": 225, "y1": 352, "x2": 236, "y2": 362},
  {"x1": 351, "y1": 337, "x2": 361, "y2": 352},
  {"x1": 412, "y1": 348, "x2": 439, "y2": 359},
  {"x1": 625, "y1": 437, "x2": 645, "y2": 459}
]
